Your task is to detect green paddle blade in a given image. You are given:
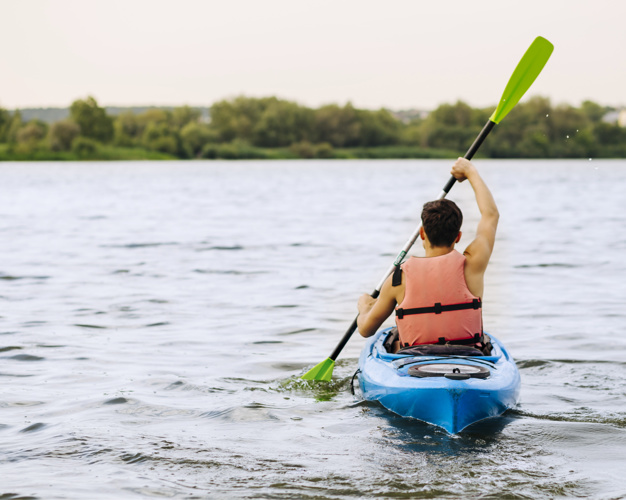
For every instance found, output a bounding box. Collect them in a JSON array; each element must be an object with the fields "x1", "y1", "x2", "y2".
[
  {"x1": 490, "y1": 36, "x2": 554, "y2": 124},
  {"x1": 301, "y1": 358, "x2": 335, "y2": 381}
]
